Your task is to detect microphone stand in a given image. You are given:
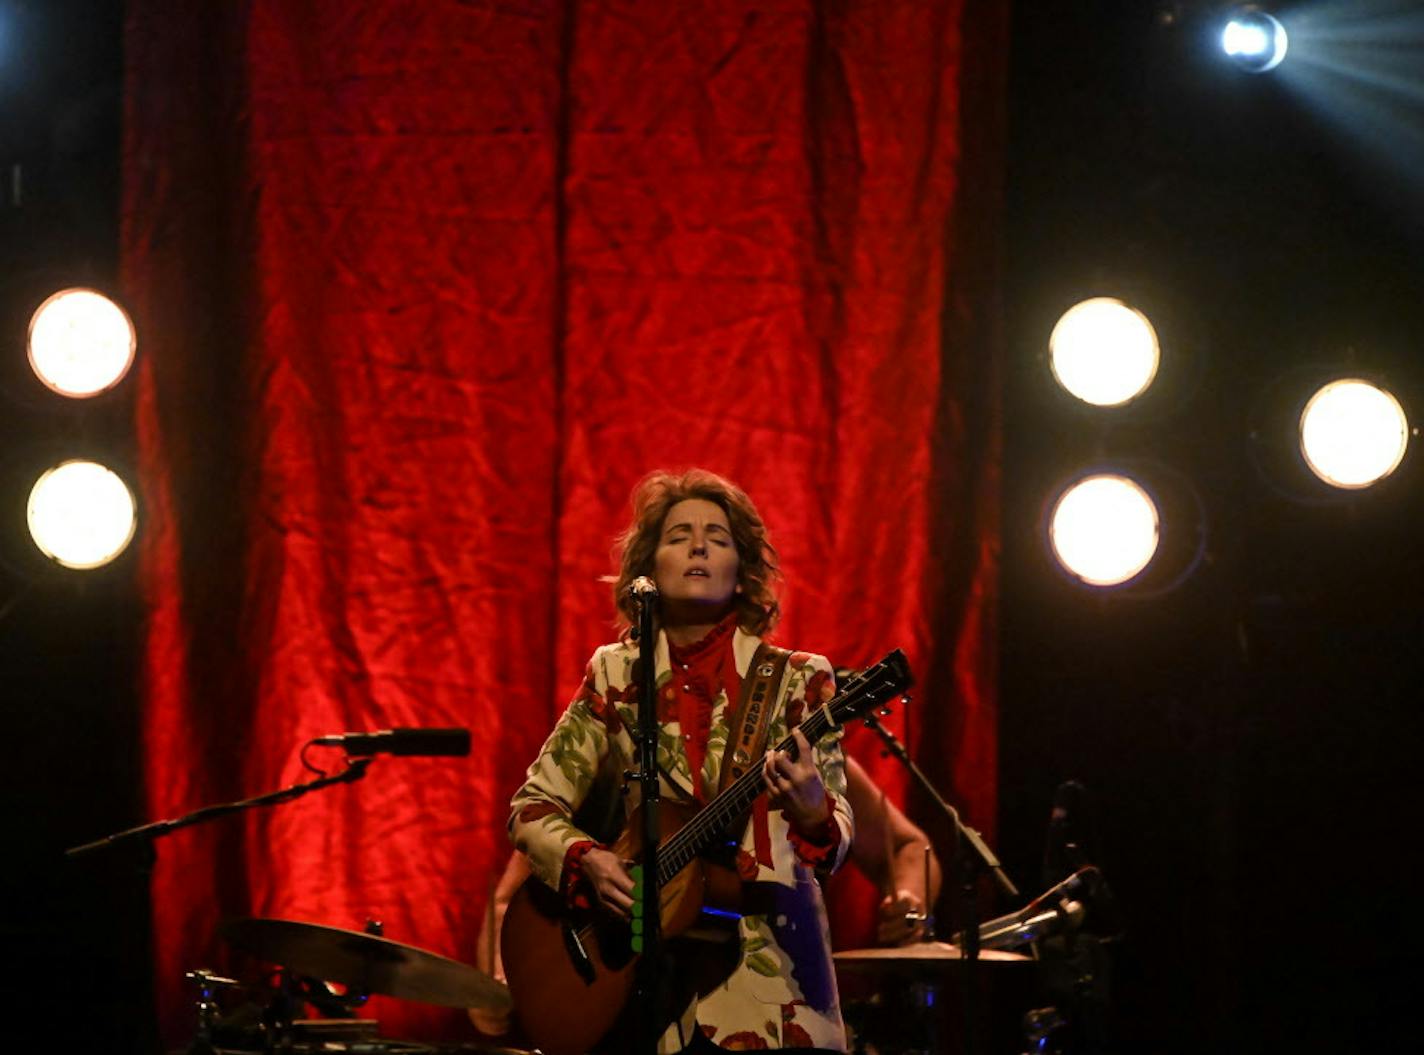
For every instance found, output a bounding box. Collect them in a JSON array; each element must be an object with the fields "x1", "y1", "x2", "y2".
[
  {"x1": 65, "y1": 756, "x2": 373, "y2": 858},
  {"x1": 64, "y1": 752, "x2": 400, "y2": 1053},
  {"x1": 860, "y1": 708, "x2": 1020, "y2": 1055},
  {"x1": 629, "y1": 590, "x2": 662, "y2": 1055}
]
